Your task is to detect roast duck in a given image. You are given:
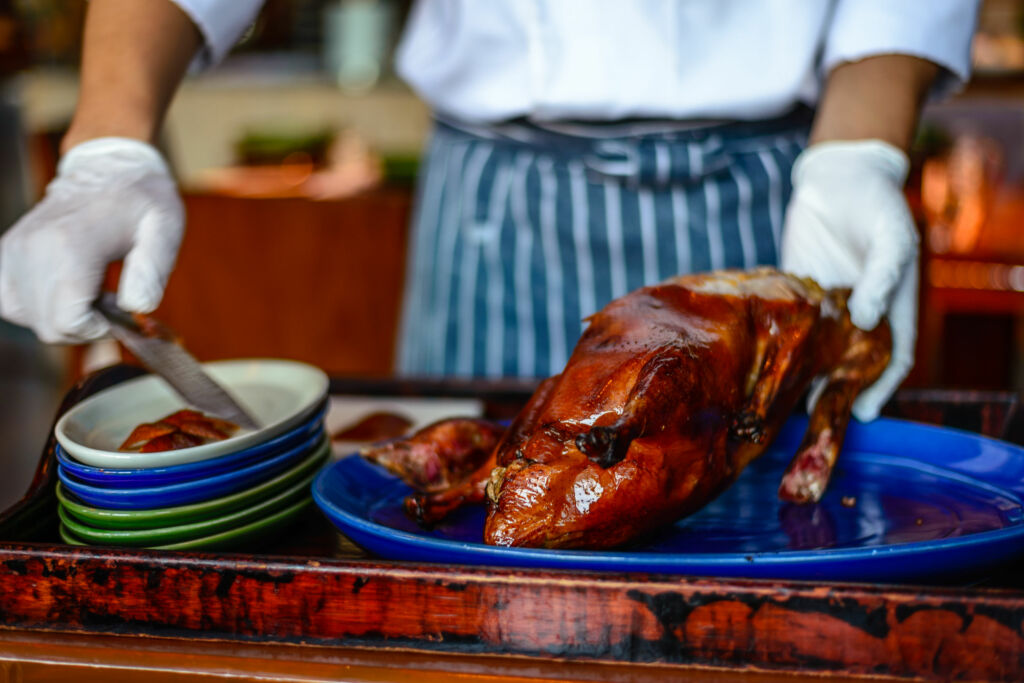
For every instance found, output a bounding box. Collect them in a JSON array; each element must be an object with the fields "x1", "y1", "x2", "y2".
[{"x1": 364, "y1": 268, "x2": 892, "y2": 550}]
